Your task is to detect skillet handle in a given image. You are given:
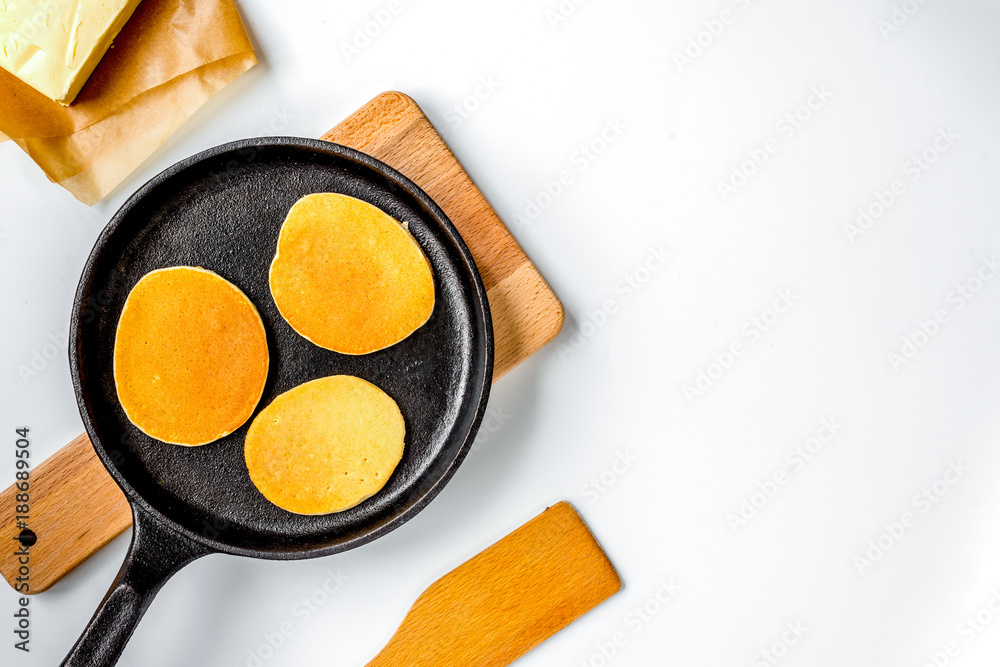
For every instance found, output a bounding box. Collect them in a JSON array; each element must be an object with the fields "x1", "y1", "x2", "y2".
[{"x1": 60, "y1": 504, "x2": 210, "y2": 667}]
